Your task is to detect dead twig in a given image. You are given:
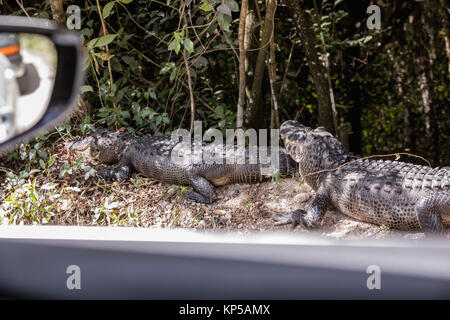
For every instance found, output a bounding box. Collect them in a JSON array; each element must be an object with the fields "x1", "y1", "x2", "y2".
[{"x1": 301, "y1": 152, "x2": 432, "y2": 179}]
